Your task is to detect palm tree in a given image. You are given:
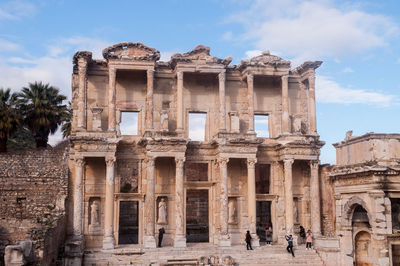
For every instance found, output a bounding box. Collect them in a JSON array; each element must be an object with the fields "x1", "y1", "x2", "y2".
[
  {"x1": 17, "y1": 82, "x2": 66, "y2": 148},
  {"x1": 61, "y1": 102, "x2": 72, "y2": 138},
  {"x1": 0, "y1": 88, "x2": 21, "y2": 152}
]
